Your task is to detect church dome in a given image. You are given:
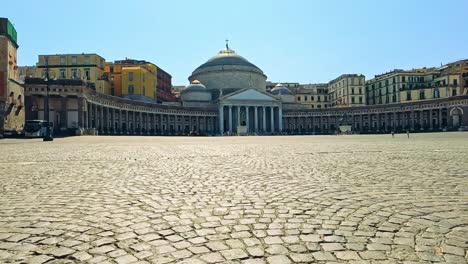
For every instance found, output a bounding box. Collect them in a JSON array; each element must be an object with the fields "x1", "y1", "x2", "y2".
[
  {"x1": 188, "y1": 43, "x2": 267, "y2": 96},
  {"x1": 271, "y1": 83, "x2": 292, "y2": 95},
  {"x1": 181, "y1": 80, "x2": 212, "y2": 102},
  {"x1": 181, "y1": 80, "x2": 207, "y2": 92},
  {"x1": 192, "y1": 48, "x2": 264, "y2": 76}
]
